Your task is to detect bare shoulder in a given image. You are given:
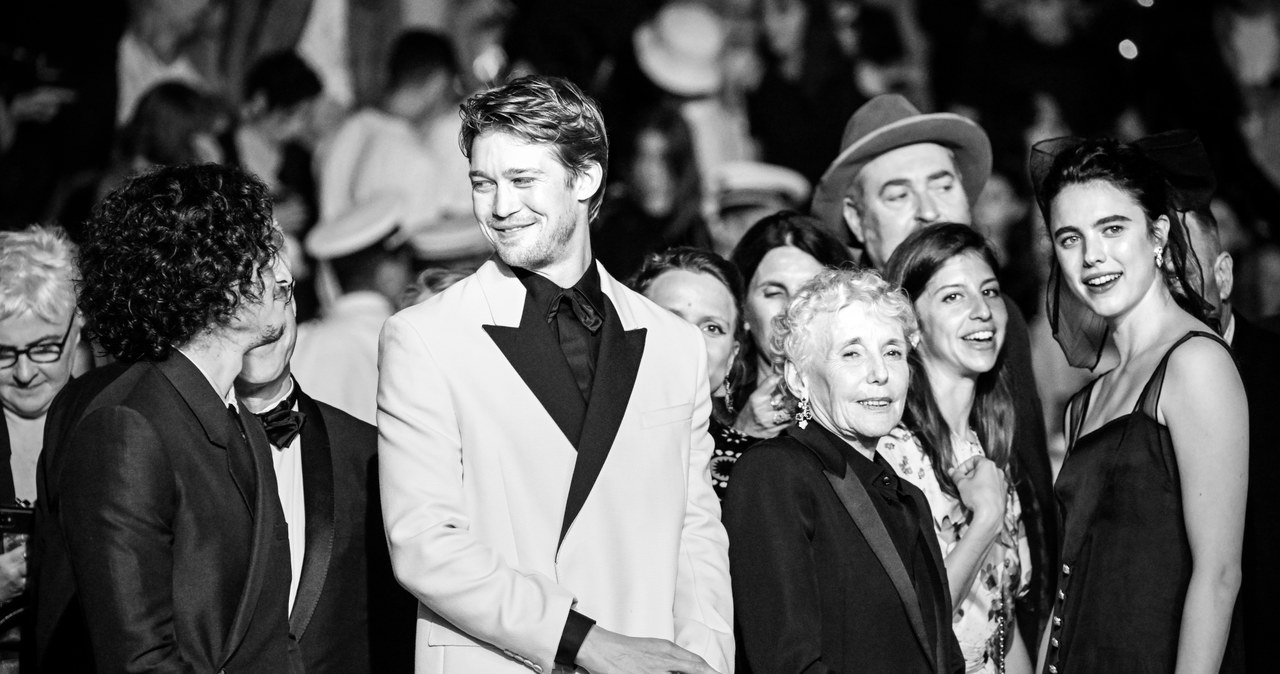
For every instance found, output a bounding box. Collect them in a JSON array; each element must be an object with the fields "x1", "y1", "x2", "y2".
[
  {"x1": 1160, "y1": 332, "x2": 1245, "y2": 422},
  {"x1": 1163, "y1": 332, "x2": 1240, "y2": 388}
]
